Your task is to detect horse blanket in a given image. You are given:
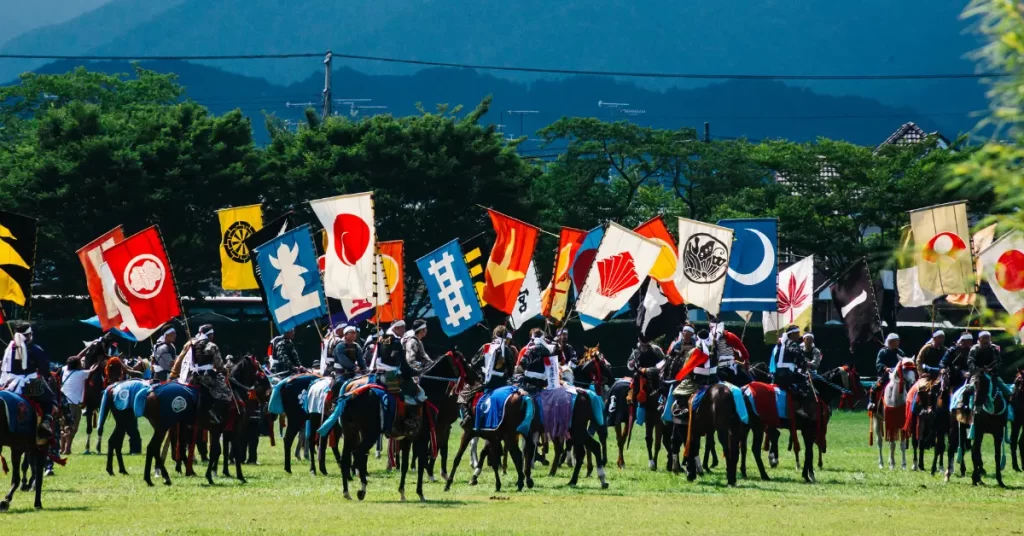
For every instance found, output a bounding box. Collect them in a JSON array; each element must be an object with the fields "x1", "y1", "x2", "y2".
[
  {"x1": 475, "y1": 386, "x2": 517, "y2": 432},
  {"x1": 902, "y1": 381, "x2": 922, "y2": 437},
  {"x1": 723, "y1": 382, "x2": 750, "y2": 425},
  {"x1": 97, "y1": 380, "x2": 150, "y2": 432},
  {"x1": 534, "y1": 386, "x2": 574, "y2": 440},
  {"x1": 303, "y1": 377, "x2": 334, "y2": 415},
  {"x1": 0, "y1": 390, "x2": 36, "y2": 436},
  {"x1": 743, "y1": 382, "x2": 784, "y2": 429},
  {"x1": 316, "y1": 379, "x2": 395, "y2": 437},
  {"x1": 268, "y1": 374, "x2": 318, "y2": 415},
  {"x1": 607, "y1": 378, "x2": 632, "y2": 427},
  {"x1": 150, "y1": 382, "x2": 199, "y2": 426}
]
